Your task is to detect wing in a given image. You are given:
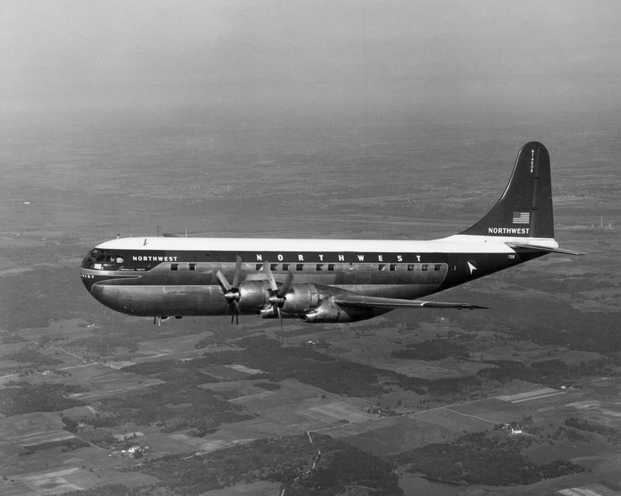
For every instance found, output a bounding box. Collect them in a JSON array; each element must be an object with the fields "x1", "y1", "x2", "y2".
[{"x1": 333, "y1": 294, "x2": 486, "y2": 310}]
